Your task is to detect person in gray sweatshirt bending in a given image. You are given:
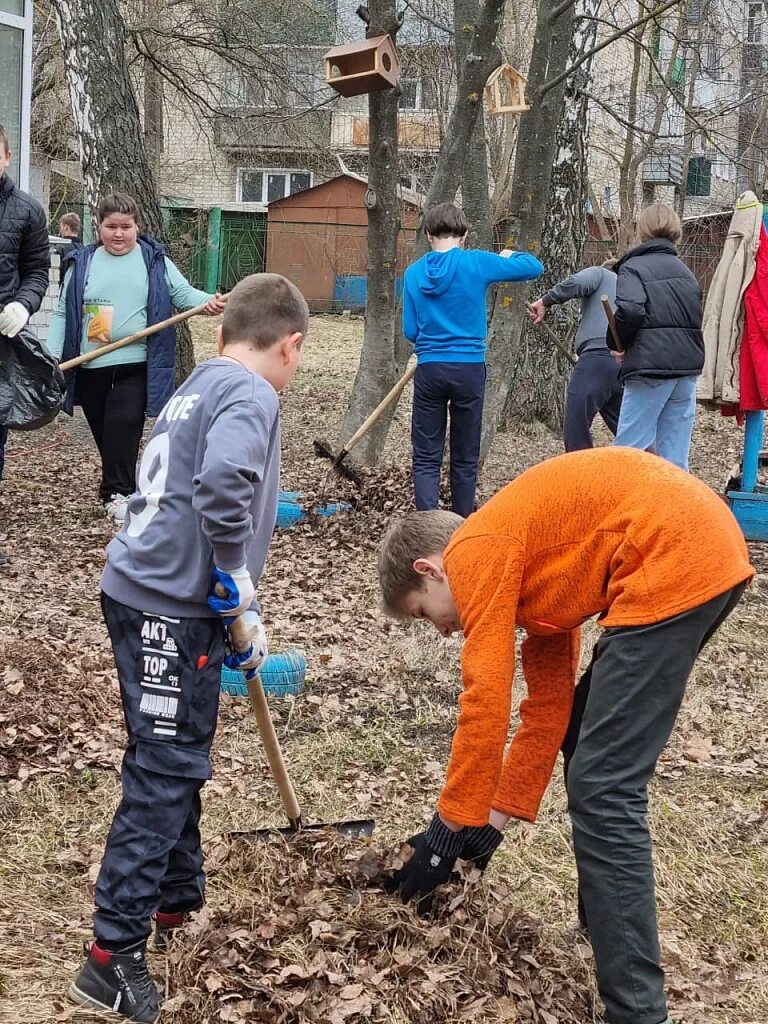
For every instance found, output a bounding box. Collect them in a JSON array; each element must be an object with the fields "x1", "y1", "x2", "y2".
[
  {"x1": 528, "y1": 260, "x2": 623, "y2": 451},
  {"x1": 69, "y1": 273, "x2": 309, "y2": 1024}
]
